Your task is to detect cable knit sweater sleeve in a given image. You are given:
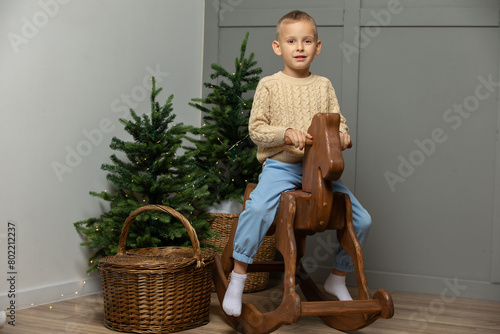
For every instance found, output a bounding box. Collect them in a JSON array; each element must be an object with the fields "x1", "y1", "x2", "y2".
[
  {"x1": 327, "y1": 80, "x2": 349, "y2": 134},
  {"x1": 248, "y1": 77, "x2": 289, "y2": 148}
]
